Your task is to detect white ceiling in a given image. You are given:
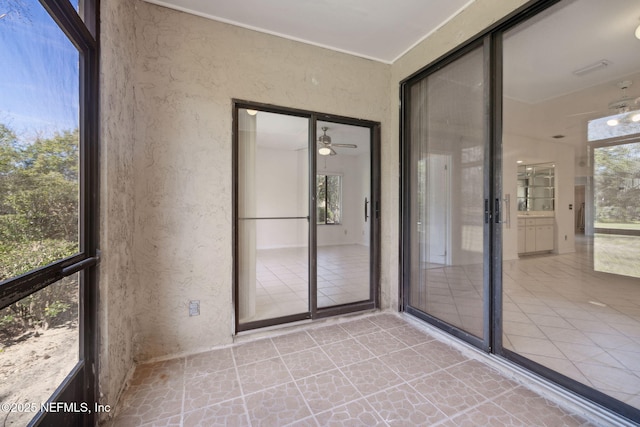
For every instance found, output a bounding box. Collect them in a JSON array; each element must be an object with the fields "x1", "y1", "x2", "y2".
[
  {"x1": 504, "y1": 0, "x2": 640, "y2": 104},
  {"x1": 143, "y1": 0, "x2": 473, "y2": 63}
]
